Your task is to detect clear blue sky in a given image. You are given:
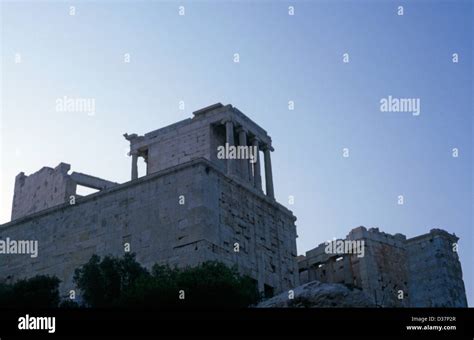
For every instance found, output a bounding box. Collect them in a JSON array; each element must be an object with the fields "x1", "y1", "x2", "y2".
[{"x1": 1, "y1": 0, "x2": 472, "y2": 305}]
